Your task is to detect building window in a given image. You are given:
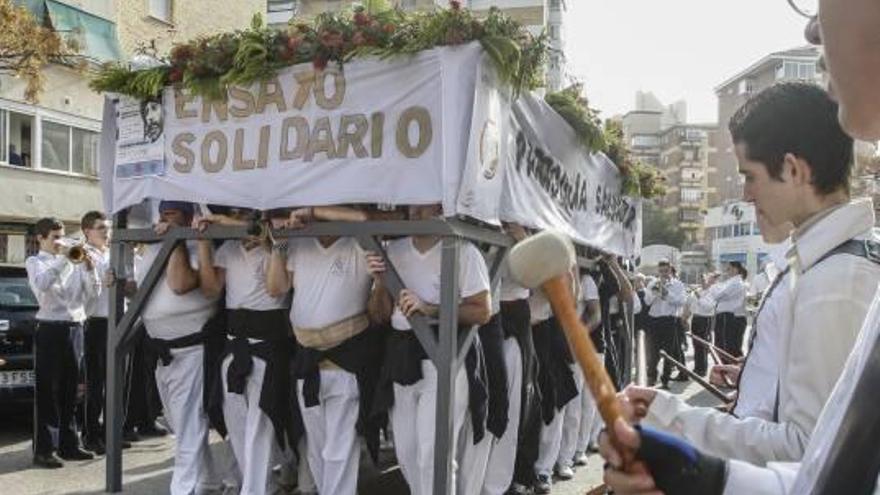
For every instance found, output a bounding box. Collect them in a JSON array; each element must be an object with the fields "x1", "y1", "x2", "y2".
[
  {"x1": 72, "y1": 128, "x2": 99, "y2": 176},
  {"x1": 680, "y1": 188, "x2": 702, "y2": 203},
  {"x1": 42, "y1": 120, "x2": 71, "y2": 172},
  {"x1": 631, "y1": 135, "x2": 659, "y2": 148},
  {"x1": 148, "y1": 0, "x2": 172, "y2": 22},
  {"x1": 738, "y1": 78, "x2": 754, "y2": 95},
  {"x1": 398, "y1": 0, "x2": 417, "y2": 9},
  {"x1": 6, "y1": 111, "x2": 33, "y2": 168},
  {"x1": 777, "y1": 61, "x2": 817, "y2": 81},
  {"x1": 550, "y1": 0, "x2": 561, "y2": 11},
  {"x1": 549, "y1": 25, "x2": 559, "y2": 41}
]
